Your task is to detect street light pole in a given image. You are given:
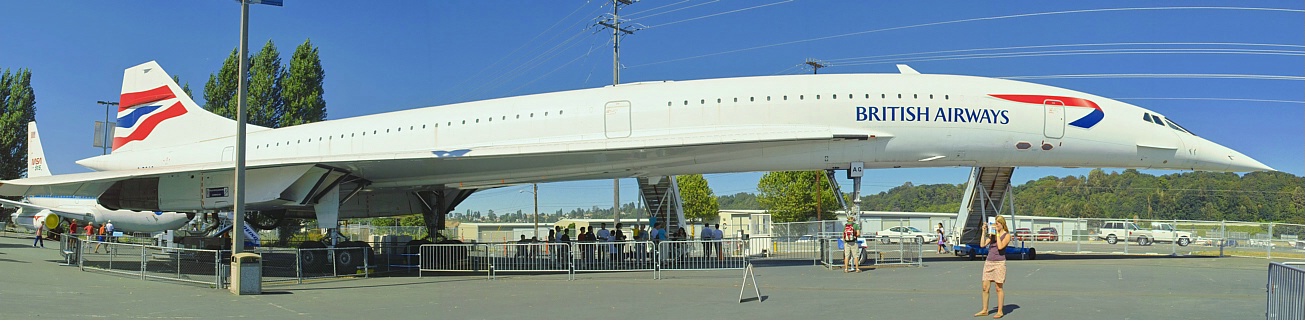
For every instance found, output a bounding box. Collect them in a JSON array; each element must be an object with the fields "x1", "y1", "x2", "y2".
[
  {"x1": 533, "y1": 183, "x2": 539, "y2": 239},
  {"x1": 96, "y1": 101, "x2": 118, "y2": 155},
  {"x1": 232, "y1": 0, "x2": 250, "y2": 254}
]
